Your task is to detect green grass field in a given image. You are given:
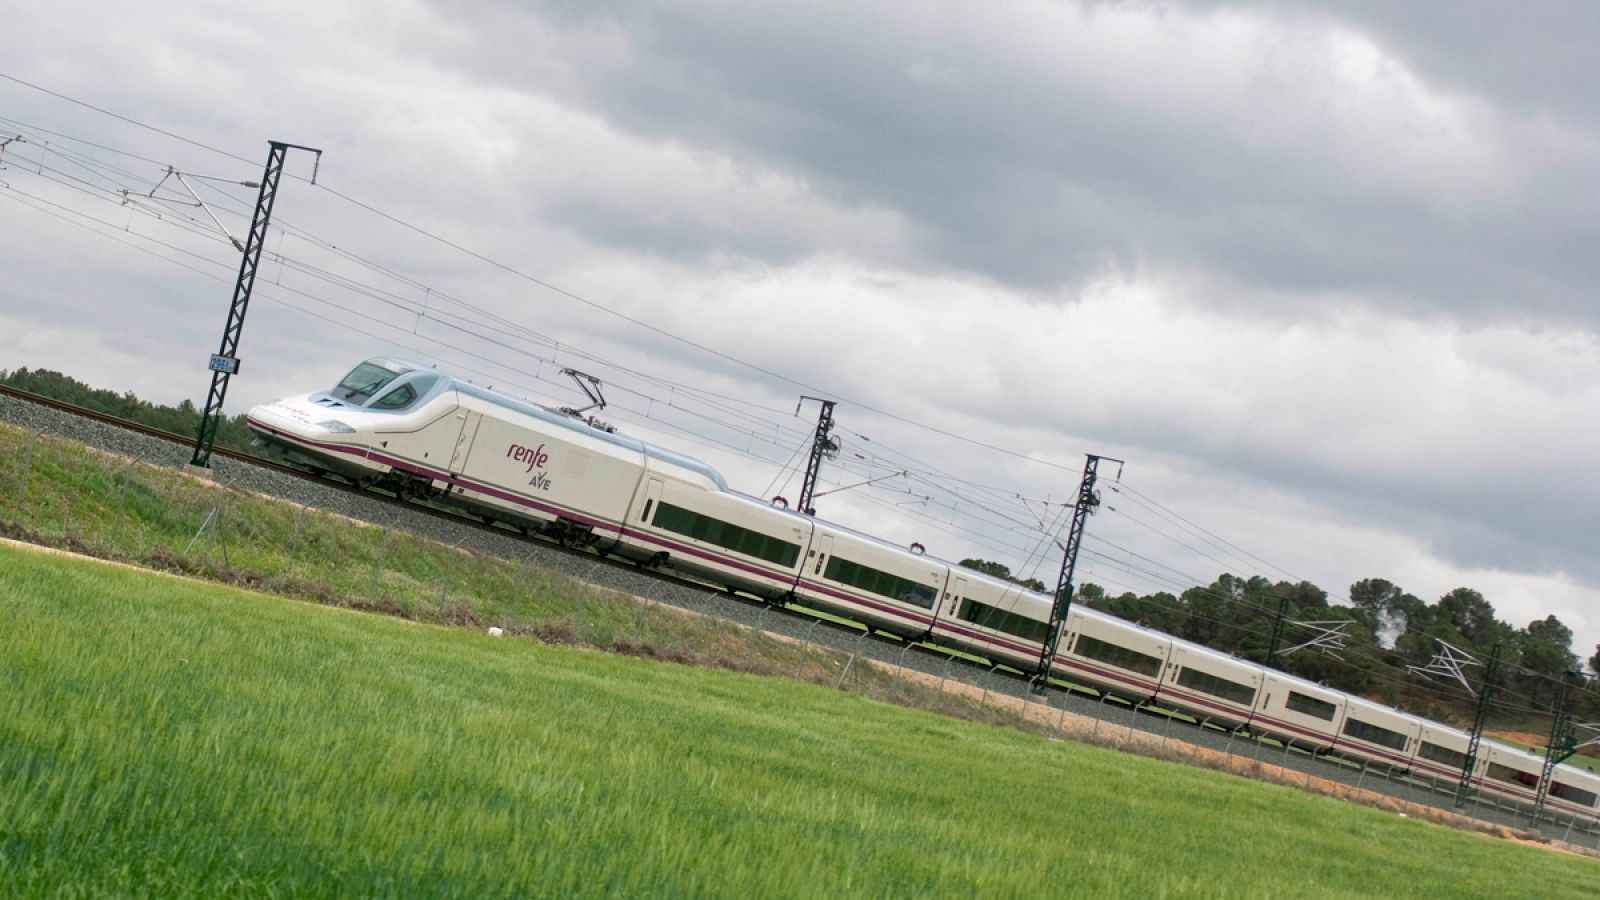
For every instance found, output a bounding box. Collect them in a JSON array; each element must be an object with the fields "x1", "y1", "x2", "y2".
[{"x1": 3, "y1": 545, "x2": 1597, "y2": 898}]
